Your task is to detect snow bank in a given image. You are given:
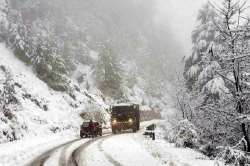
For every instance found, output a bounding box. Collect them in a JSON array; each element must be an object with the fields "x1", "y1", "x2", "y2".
[
  {"x1": 136, "y1": 122, "x2": 220, "y2": 166},
  {"x1": 0, "y1": 132, "x2": 77, "y2": 166}
]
